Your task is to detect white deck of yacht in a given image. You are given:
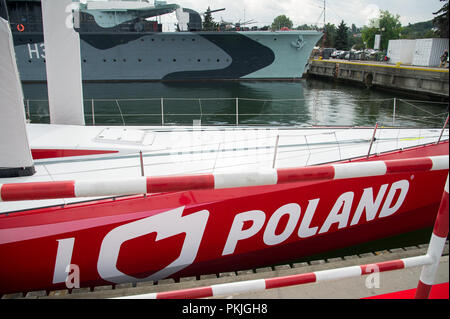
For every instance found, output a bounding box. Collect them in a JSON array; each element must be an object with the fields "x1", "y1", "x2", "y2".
[{"x1": 0, "y1": 124, "x2": 448, "y2": 213}]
